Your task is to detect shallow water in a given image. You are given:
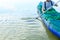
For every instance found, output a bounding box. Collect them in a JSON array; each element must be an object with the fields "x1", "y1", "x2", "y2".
[{"x1": 0, "y1": 16, "x2": 59, "y2": 40}]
